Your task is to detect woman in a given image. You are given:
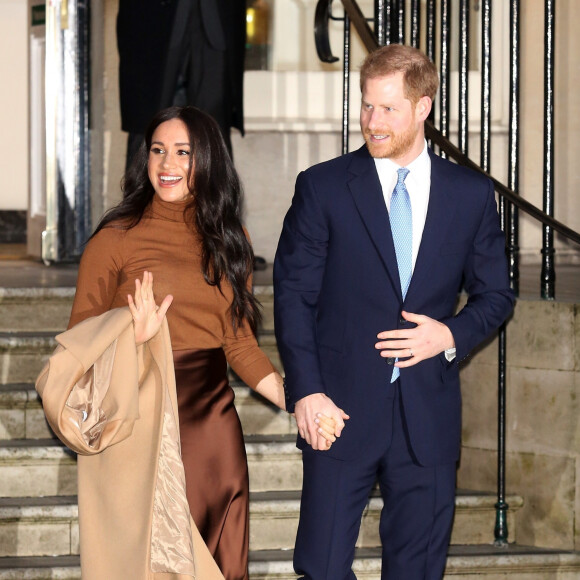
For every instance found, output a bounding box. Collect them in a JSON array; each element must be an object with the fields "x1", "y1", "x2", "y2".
[{"x1": 69, "y1": 106, "x2": 342, "y2": 579}]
